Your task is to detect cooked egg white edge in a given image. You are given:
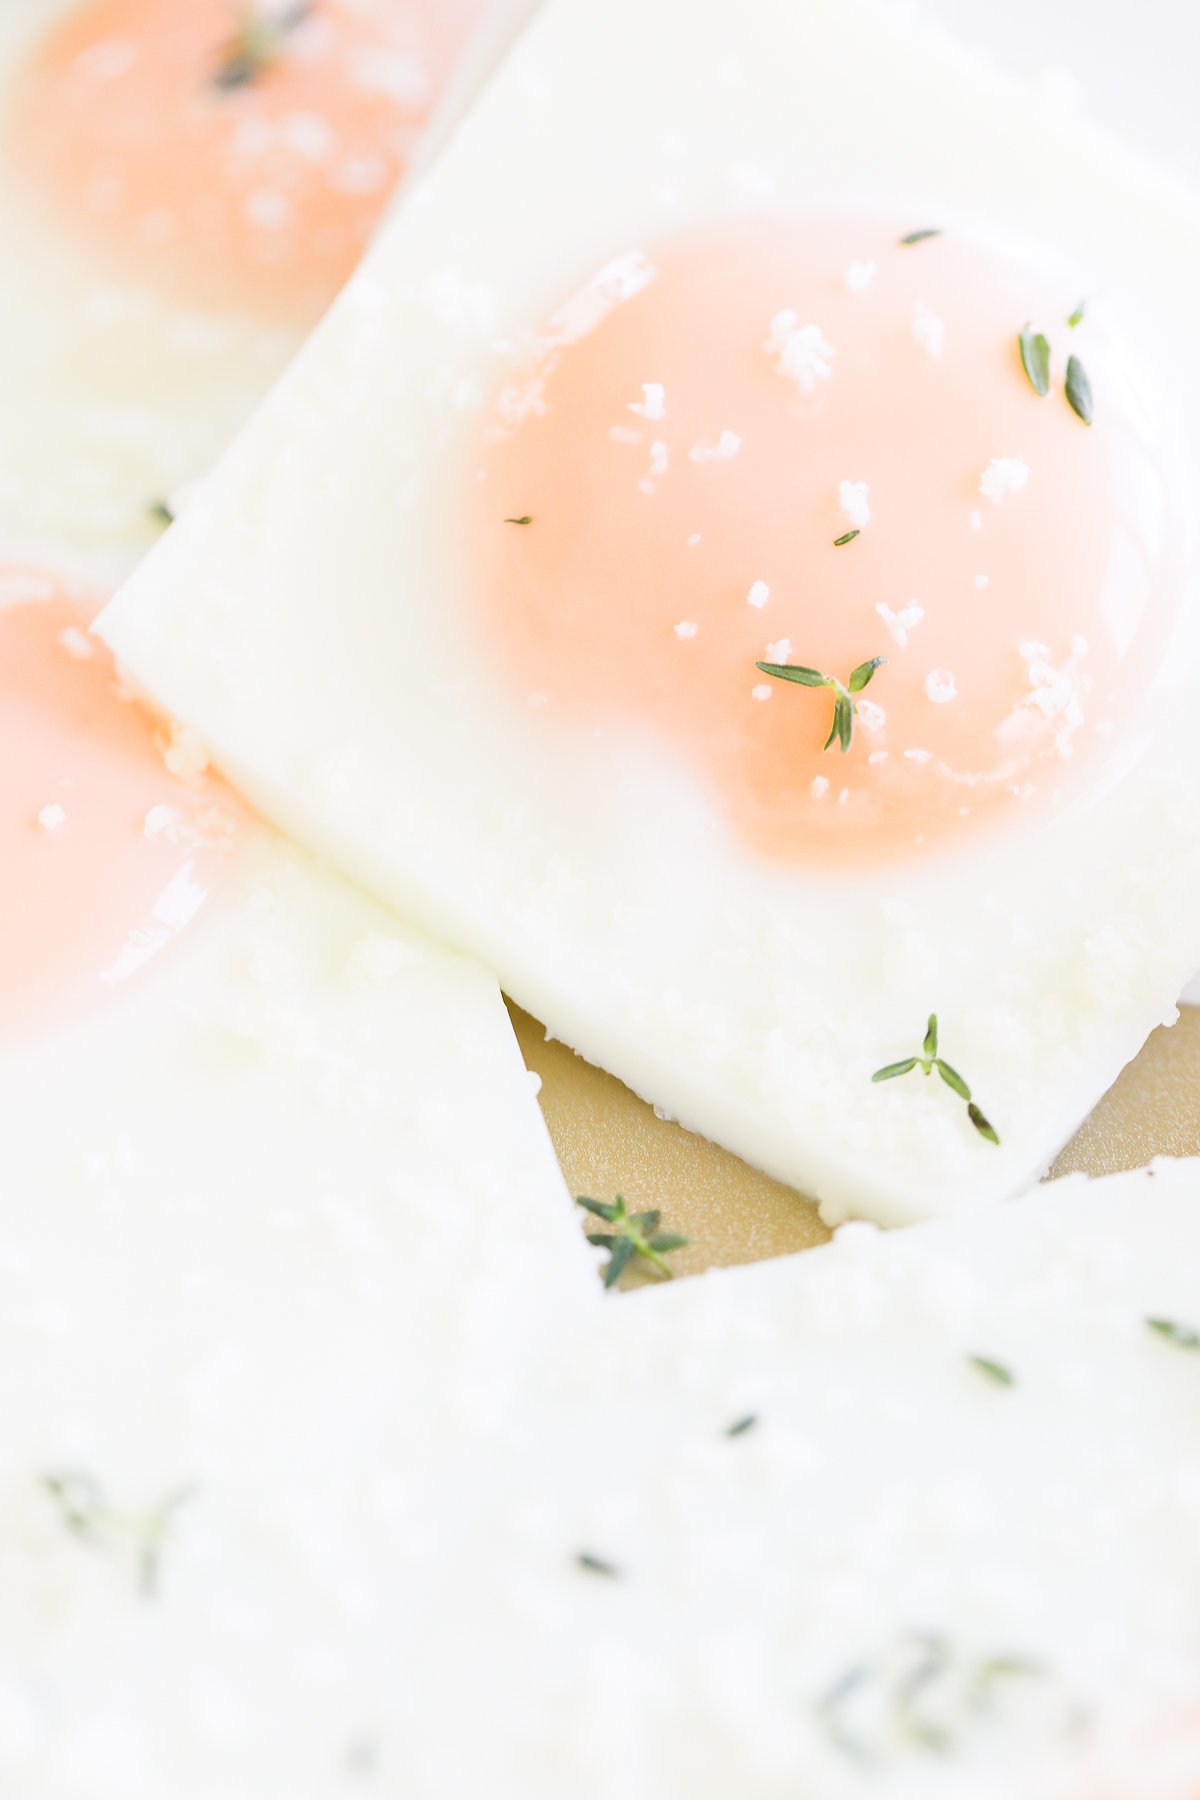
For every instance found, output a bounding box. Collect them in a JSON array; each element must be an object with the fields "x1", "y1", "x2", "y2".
[{"x1": 98, "y1": 0, "x2": 1200, "y2": 1225}]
